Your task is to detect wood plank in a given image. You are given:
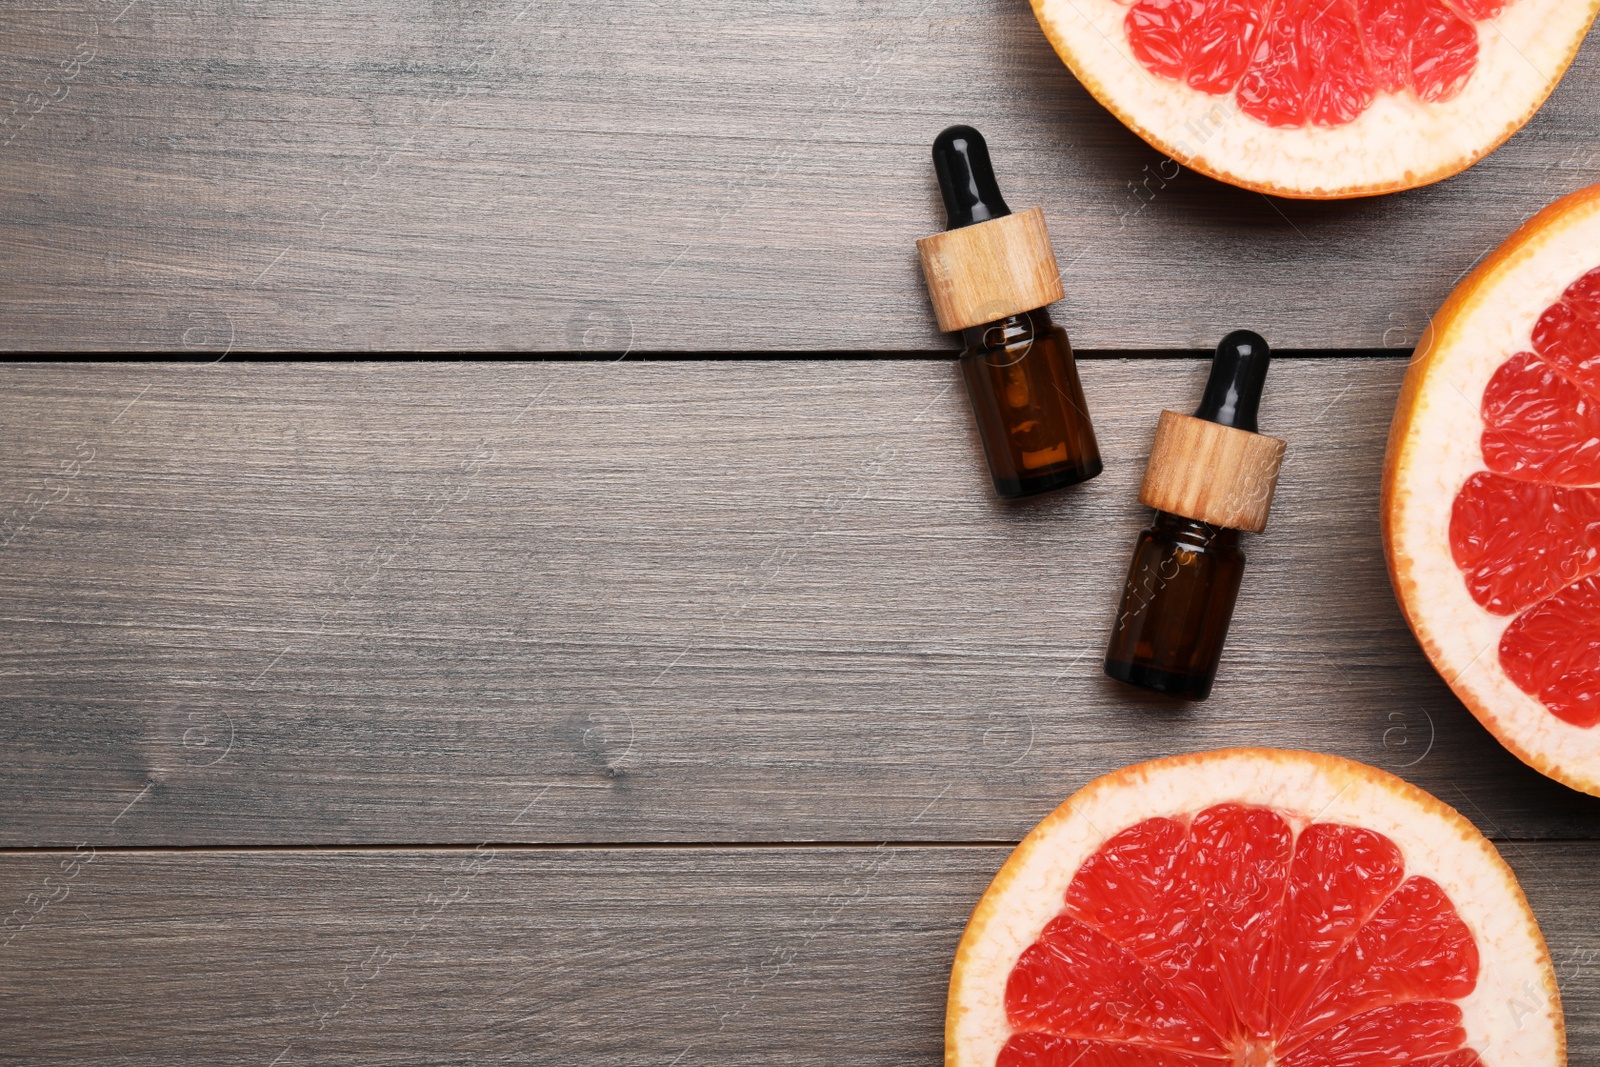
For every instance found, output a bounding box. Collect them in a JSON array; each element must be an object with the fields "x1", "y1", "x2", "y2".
[
  {"x1": 1, "y1": 2, "x2": 1597, "y2": 351},
  {"x1": 0, "y1": 843, "x2": 1596, "y2": 1063},
  {"x1": 2, "y1": 361, "x2": 1597, "y2": 845}
]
